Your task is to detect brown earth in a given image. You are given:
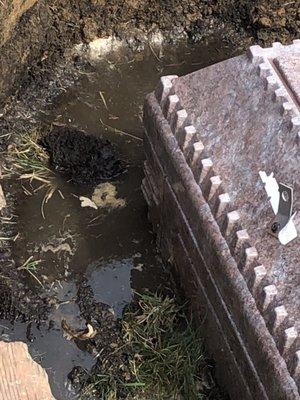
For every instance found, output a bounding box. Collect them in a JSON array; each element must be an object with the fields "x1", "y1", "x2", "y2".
[
  {"x1": 0, "y1": 2, "x2": 298, "y2": 398},
  {"x1": 0, "y1": 0, "x2": 299, "y2": 108}
]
